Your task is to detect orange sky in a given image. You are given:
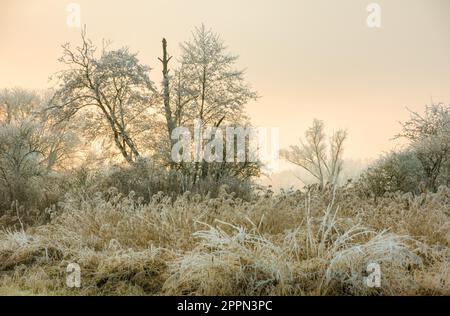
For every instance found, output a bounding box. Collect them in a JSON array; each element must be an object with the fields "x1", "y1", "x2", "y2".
[{"x1": 1, "y1": 0, "x2": 449, "y2": 161}]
